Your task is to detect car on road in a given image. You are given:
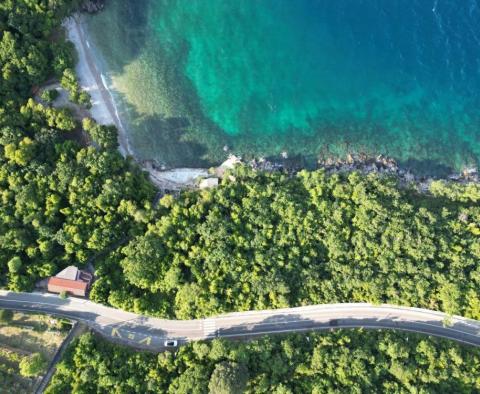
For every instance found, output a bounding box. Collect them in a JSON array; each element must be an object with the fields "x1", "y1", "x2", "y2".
[{"x1": 164, "y1": 340, "x2": 178, "y2": 347}]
